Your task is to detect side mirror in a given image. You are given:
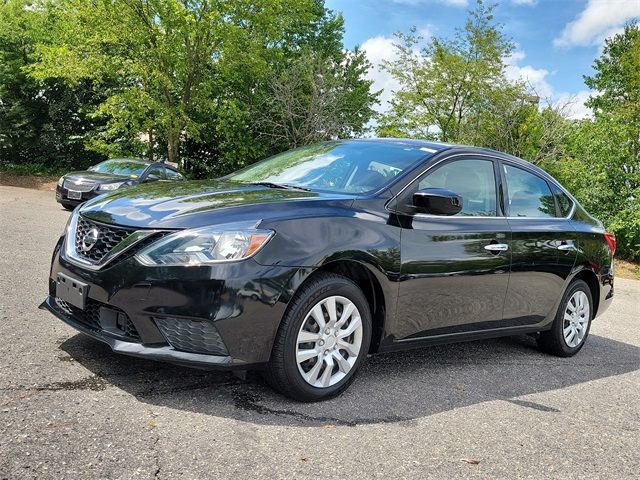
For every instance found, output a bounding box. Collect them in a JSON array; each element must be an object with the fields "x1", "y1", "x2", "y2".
[
  {"x1": 143, "y1": 174, "x2": 160, "y2": 183},
  {"x1": 412, "y1": 188, "x2": 463, "y2": 215}
]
